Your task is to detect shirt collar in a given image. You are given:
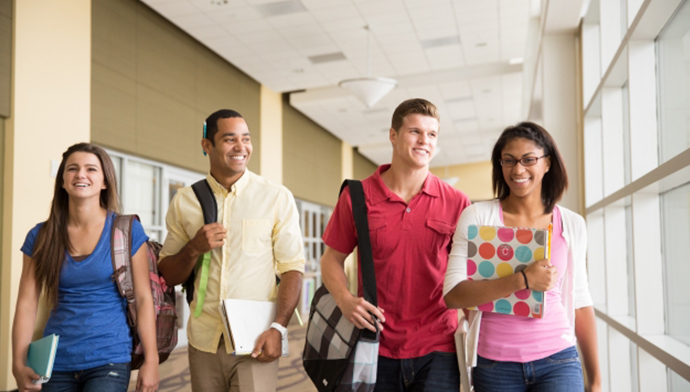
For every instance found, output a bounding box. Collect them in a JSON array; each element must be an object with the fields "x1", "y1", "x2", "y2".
[
  {"x1": 369, "y1": 164, "x2": 440, "y2": 205},
  {"x1": 206, "y1": 170, "x2": 251, "y2": 197}
]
